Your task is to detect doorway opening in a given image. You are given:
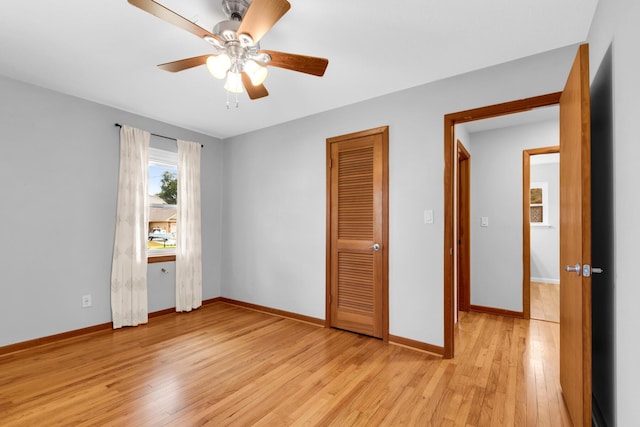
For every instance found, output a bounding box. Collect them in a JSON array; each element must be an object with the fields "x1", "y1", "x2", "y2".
[
  {"x1": 524, "y1": 148, "x2": 560, "y2": 323},
  {"x1": 454, "y1": 112, "x2": 560, "y2": 325},
  {"x1": 443, "y1": 92, "x2": 562, "y2": 358}
]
